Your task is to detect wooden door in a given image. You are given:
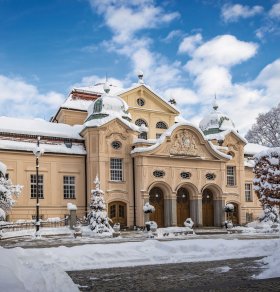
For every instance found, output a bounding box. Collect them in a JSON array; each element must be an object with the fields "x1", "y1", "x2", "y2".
[
  {"x1": 108, "y1": 201, "x2": 127, "y2": 228},
  {"x1": 202, "y1": 189, "x2": 214, "y2": 226},
  {"x1": 149, "y1": 187, "x2": 164, "y2": 227},
  {"x1": 177, "y1": 188, "x2": 190, "y2": 226}
]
